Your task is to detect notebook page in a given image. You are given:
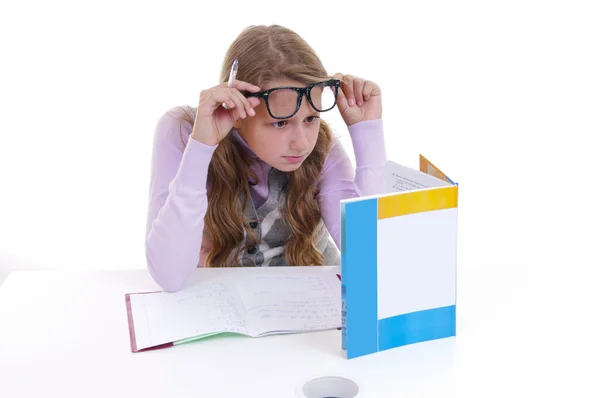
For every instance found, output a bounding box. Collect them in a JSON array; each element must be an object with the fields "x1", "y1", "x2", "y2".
[
  {"x1": 234, "y1": 273, "x2": 342, "y2": 336},
  {"x1": 387, "y1": 160, "x2": 451, "y2": 192},
  {"x1": 129, "y1": 283, "x2": 249, "y2": 350}
]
